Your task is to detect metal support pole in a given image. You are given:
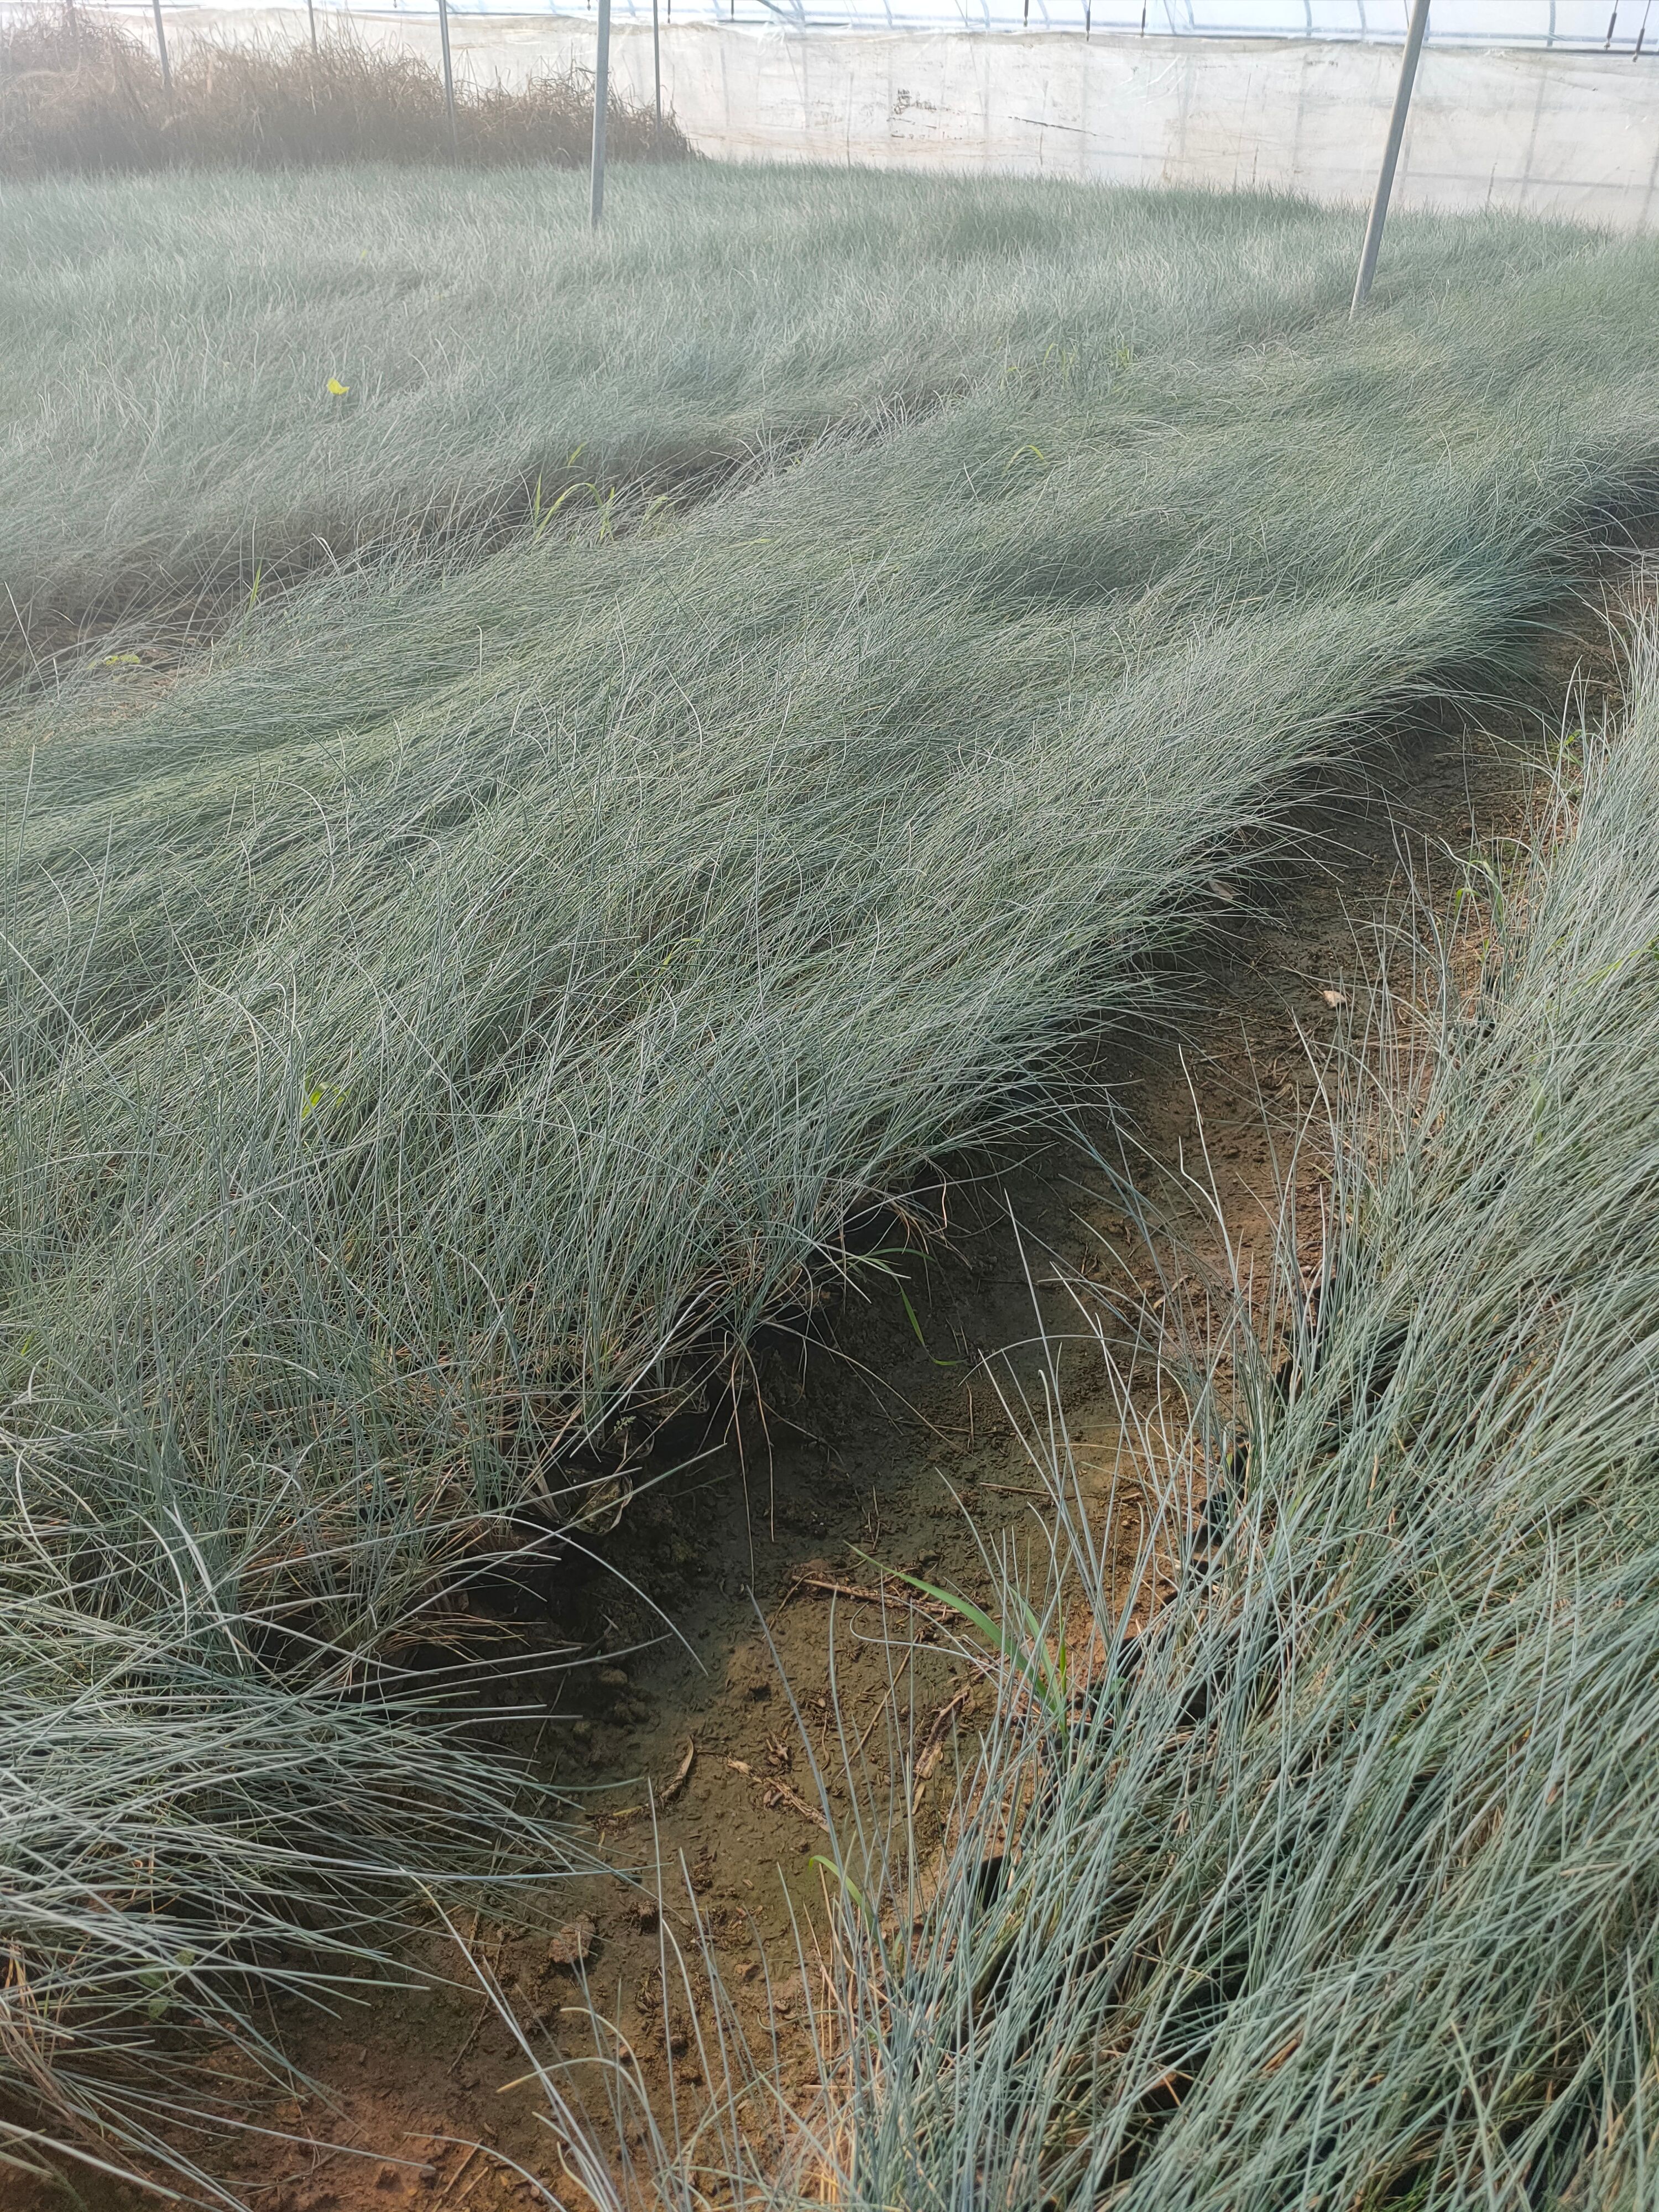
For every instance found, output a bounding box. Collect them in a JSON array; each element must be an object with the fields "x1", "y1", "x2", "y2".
[
  {"x1": 1350, "y1": 0, "x2": 1430, "y2": 317},
  {"x1": 436, "y1": 0, "x2": 458, "y2": 153},
  {"x1": 590, "y1": 0, "x2": 611, "y2": 228},
  {"x1": 652, "y1": 0, "x2": 662, "y2": 155},
  {"x1": 150, "y1": 0, "x2": 171, "y2": 94},
  {"x1": 306, "y1": 0, "x2": 318, "y2": 55}
]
